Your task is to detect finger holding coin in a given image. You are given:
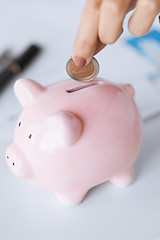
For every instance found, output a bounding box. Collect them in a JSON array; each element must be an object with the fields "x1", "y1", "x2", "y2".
[{"x1": 66, "y1": 57, "x2": 99, "y2": 82}]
